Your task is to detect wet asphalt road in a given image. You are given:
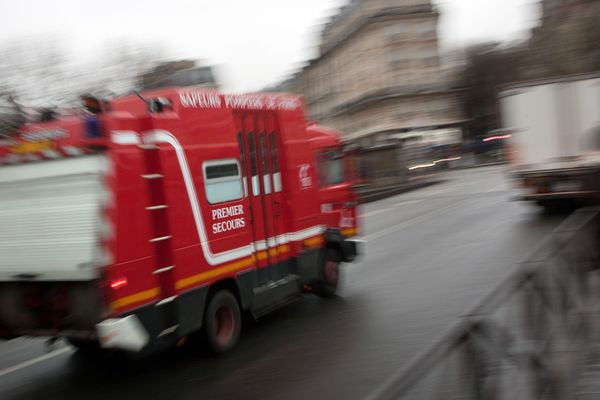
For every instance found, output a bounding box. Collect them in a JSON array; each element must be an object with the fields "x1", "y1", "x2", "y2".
[{"x1": 0, "y1": 166, "x2": 568, "y2": 400}]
